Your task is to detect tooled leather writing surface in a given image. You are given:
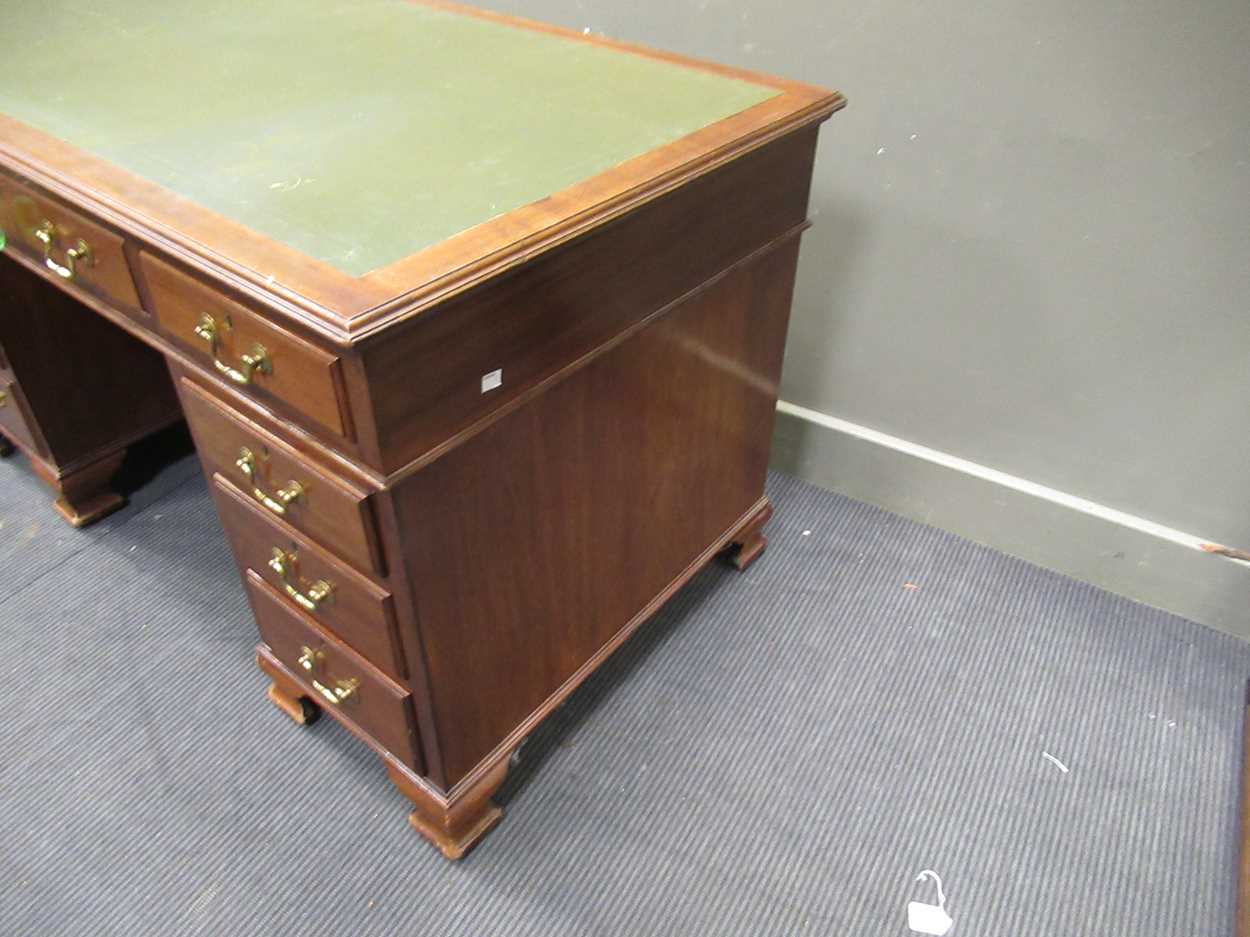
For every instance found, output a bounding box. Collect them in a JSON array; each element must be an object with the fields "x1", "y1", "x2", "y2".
[{"x1": 1, "y1": 0, "x2": 777, "y2": 277}]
